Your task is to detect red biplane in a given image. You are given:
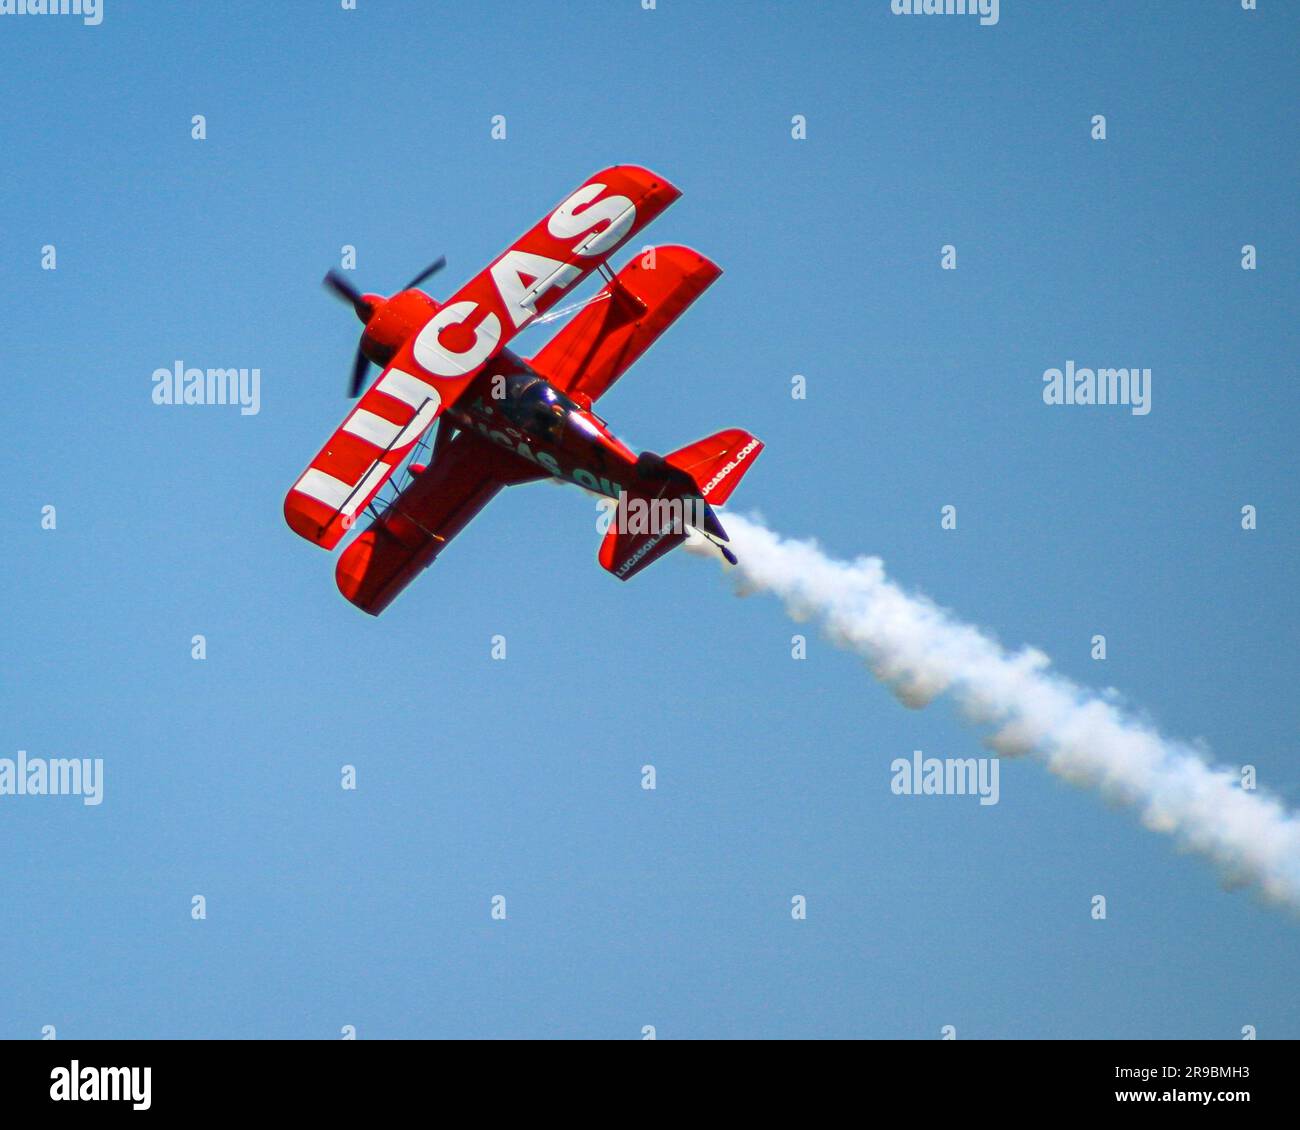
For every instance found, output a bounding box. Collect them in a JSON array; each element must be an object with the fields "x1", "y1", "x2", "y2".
[{"x1": 284, "y1": 166, "x2": 763, "y2": 615}]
